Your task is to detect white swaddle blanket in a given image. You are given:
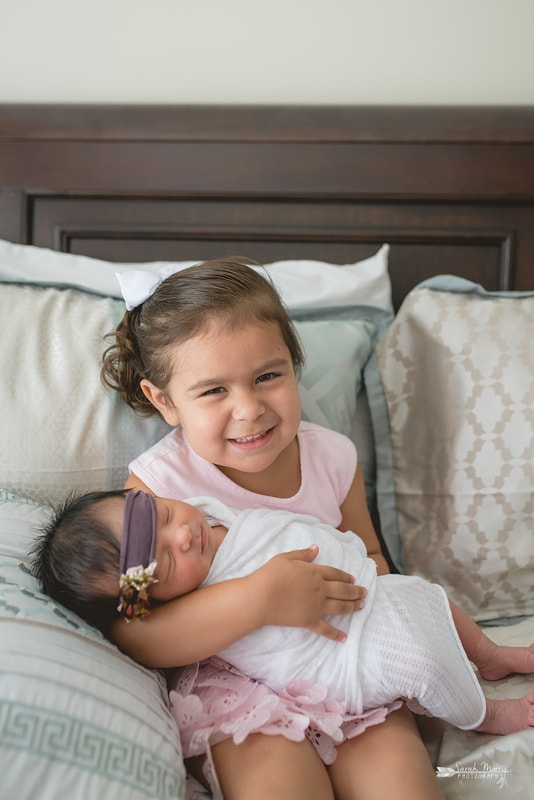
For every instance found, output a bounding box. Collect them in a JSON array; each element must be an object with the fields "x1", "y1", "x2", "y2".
[{"x1": 193, "y1": 498, "x2": 486, "y2": 729}]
